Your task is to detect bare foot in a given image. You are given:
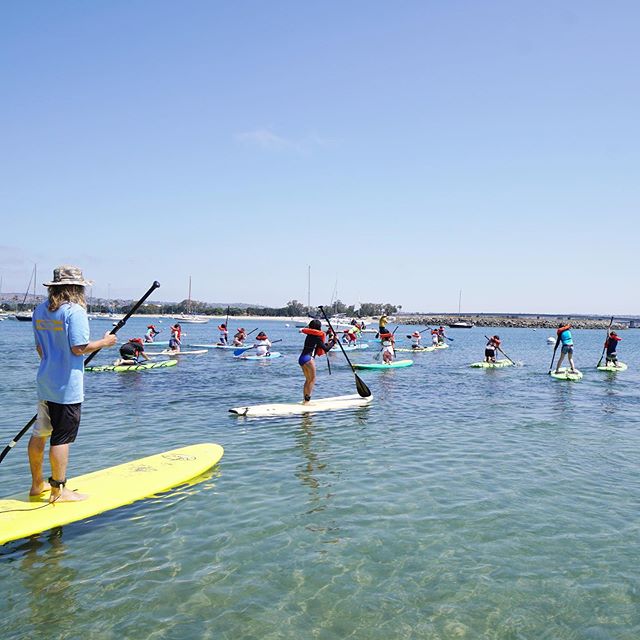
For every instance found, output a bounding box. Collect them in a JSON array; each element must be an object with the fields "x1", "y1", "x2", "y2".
[
  {"x1": 49, "y1": 487, "x2": 88, "y2": 503},
  {"x1": 29, "y1": 481, "x2": 51, "y2": 496}
]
